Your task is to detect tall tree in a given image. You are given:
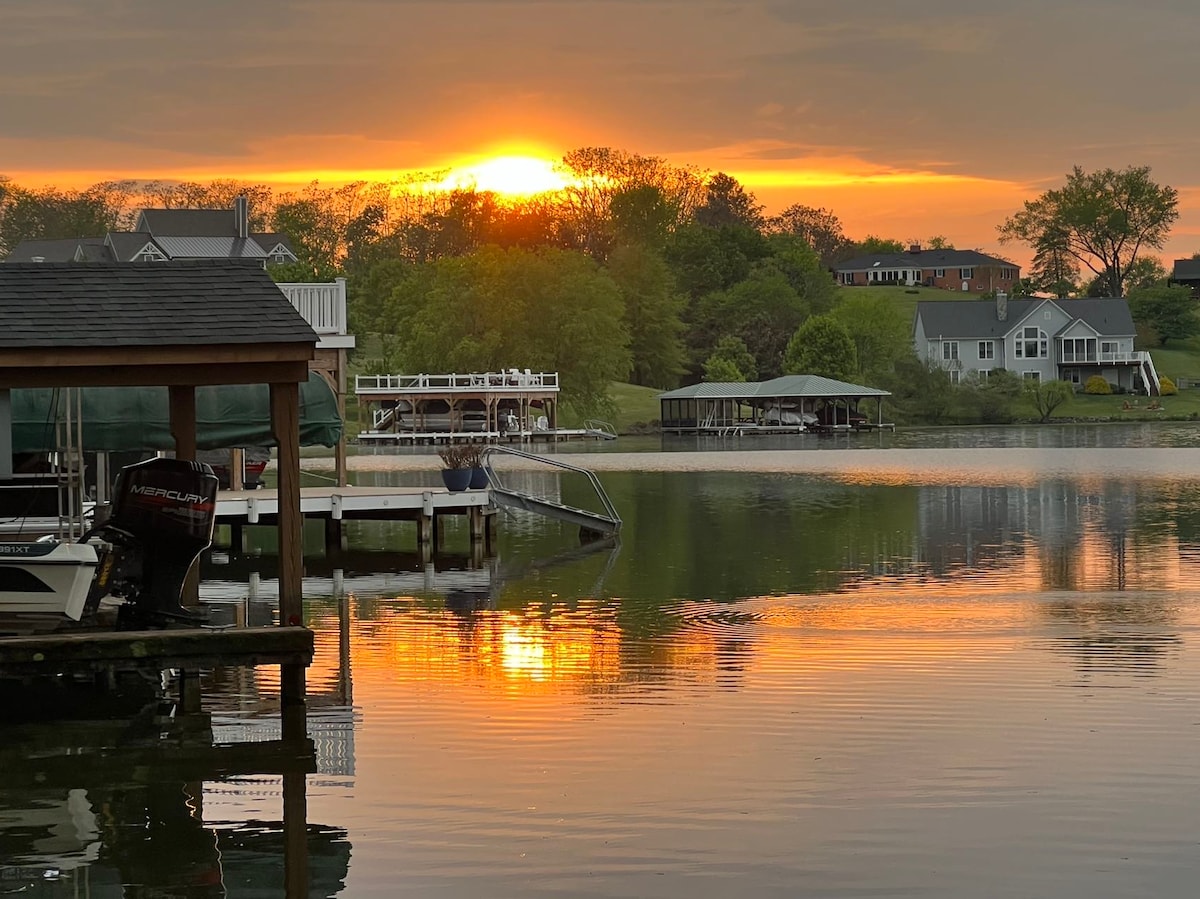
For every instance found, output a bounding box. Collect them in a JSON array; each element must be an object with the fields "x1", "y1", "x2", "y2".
[
  {"x1": 703, "y1": 336, "x2": 756, "y2": 382},
  {"x1": 999, "y1": 165, "x2": 1178, "y2": 297},
  {"x1": 1128, "y1": 285, "x2": 1200, "y2": 346},
  {"x1": 607, "y1": 244, "x2": 687, "y2": 389},
  {"x1": 386, "y1": 246, "x2": 631, "y2": 415},
  {"x1": 782, "y1": 315, "x2": 856, "y2": 381},
  {"x1": 0, "y1": 183, "x2": 129, "y2": 255},
  {"x1": 767, "y1": 204, "x2": 851, "y2": 267},
  {"x1": 693, "y1": 173, "x2": 764, "y2": 230},
  {"x1": 1027, "y1": 232, "x2": 1080, "y2": 298},
  {"x1": 831, "y1": 293, "x2": 911, "y2": 380}
]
